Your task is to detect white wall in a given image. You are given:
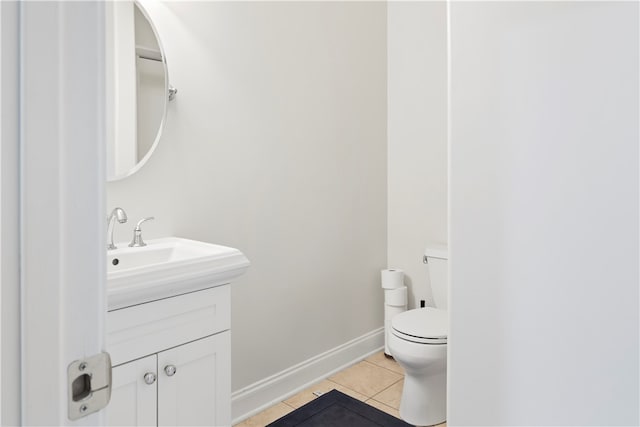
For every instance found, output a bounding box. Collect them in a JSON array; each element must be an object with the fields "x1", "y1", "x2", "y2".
[
  {"x1": 449, "y1": 2, "x2": 639, "y2": 425},
  {"x1": 1, "y1": 1, "x2": 20, "y2": 424},
  {"x1": 107, "y1": 1, "x2": 387, "y2": 392},
  {"x1": 387, "y1": 1, "x2": 447, "y2": 309}
]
